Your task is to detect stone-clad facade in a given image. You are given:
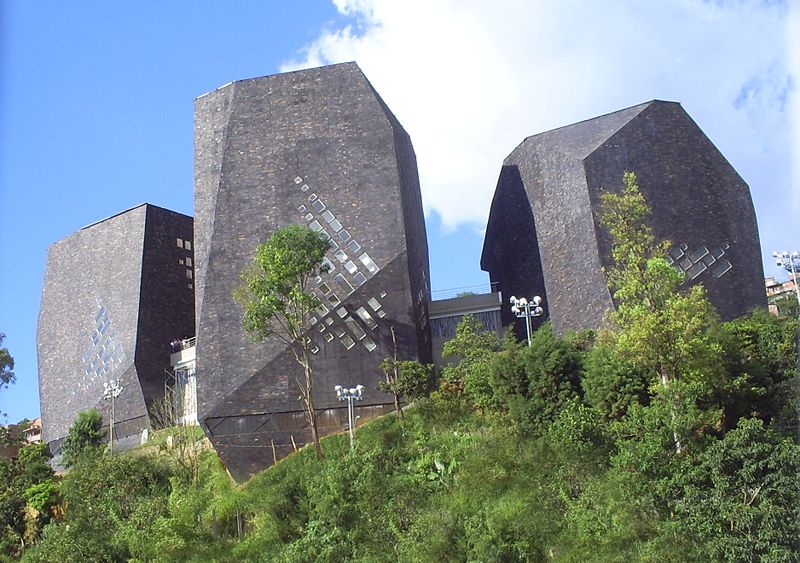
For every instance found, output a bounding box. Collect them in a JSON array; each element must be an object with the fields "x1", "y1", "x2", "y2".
[
  {"x1": 481, "y1": 100, "x2": 766, "y2": 336},
  {"x1": 194, "y1": 62, "x2": 431, "y2": 480},
  {"x1": 37, "y1": 204, "x2": 194, "y2": 448}
]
